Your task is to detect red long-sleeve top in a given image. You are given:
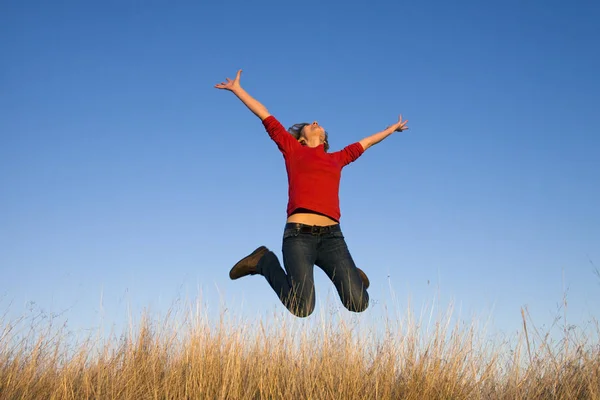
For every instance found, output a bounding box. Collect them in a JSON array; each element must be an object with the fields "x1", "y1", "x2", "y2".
[{"x1": 263, "y1": 115, "x2": 364, "y2": 222}]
